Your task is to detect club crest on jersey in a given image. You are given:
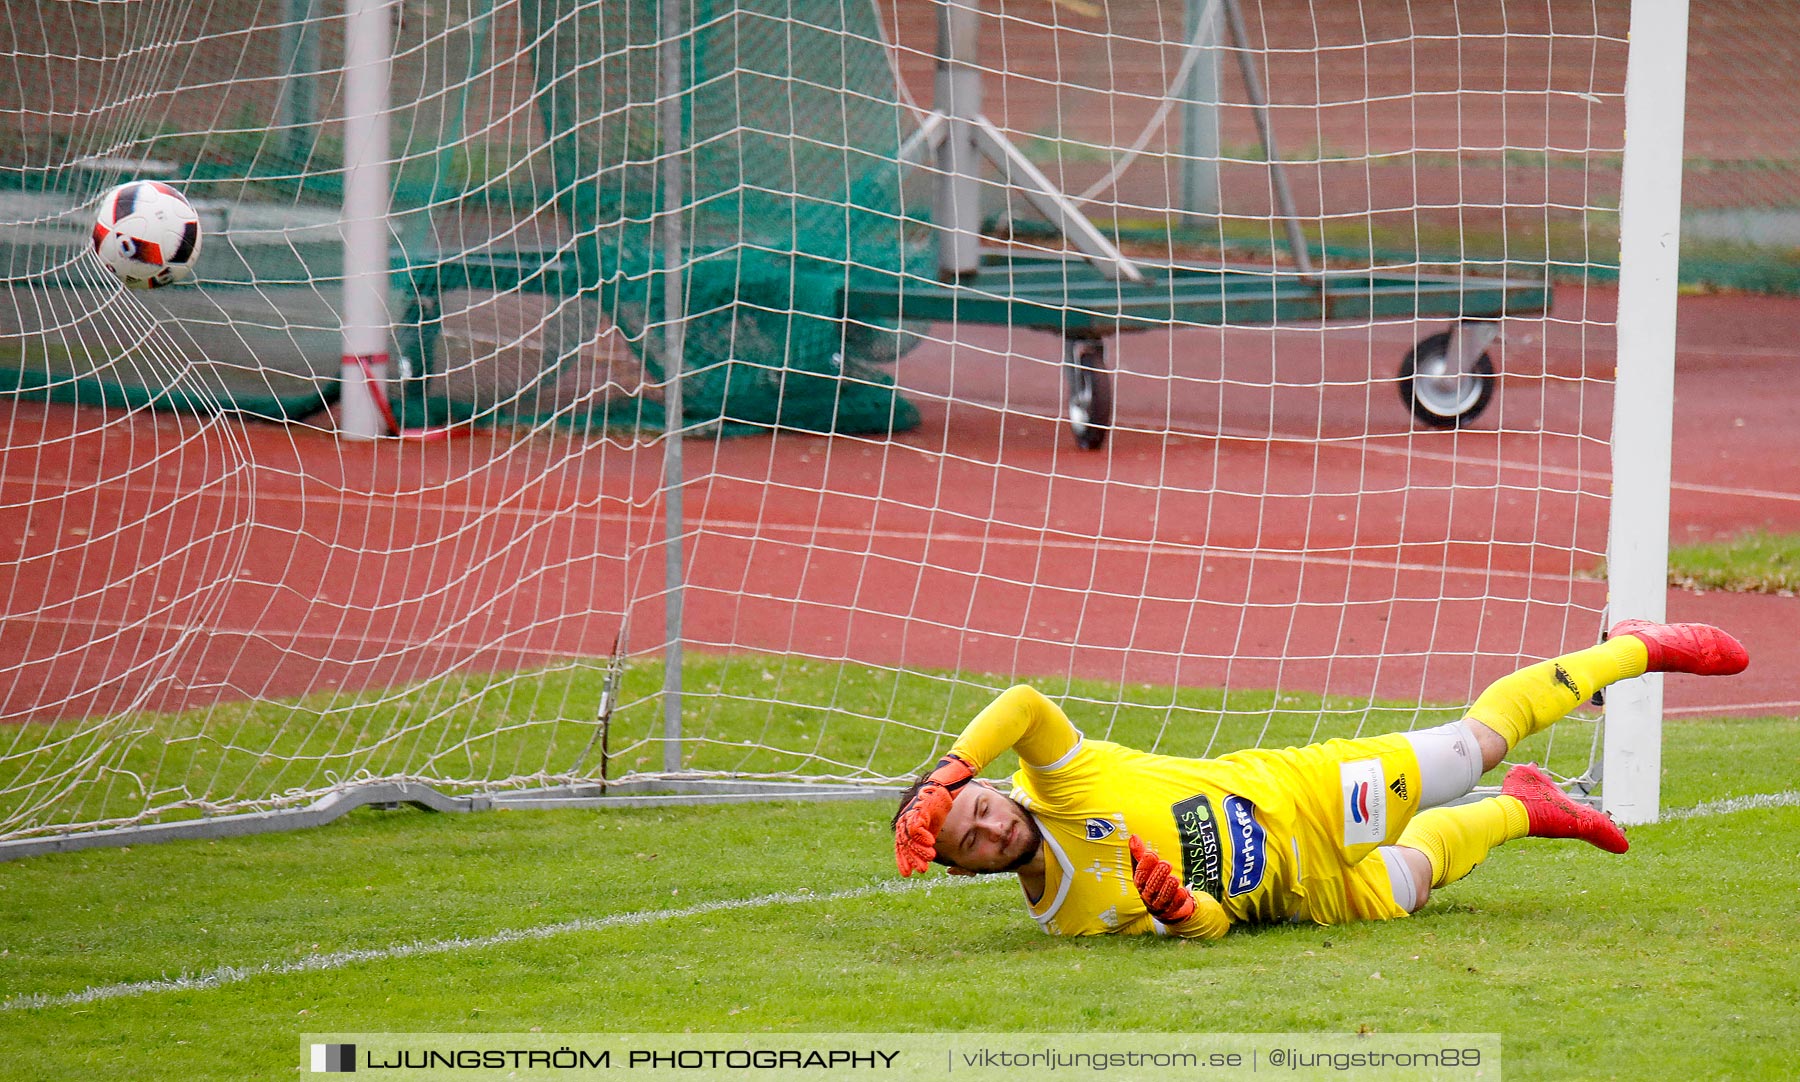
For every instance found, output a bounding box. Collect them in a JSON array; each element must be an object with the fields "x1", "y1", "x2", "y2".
[
  {"x1": 1341, "y1": 758, "x2": 1388, "y2": 846},
  {"x1": 1222, "y1": 795, "x2": 1267, "y2": 896},
  {"x1": 1084, "y1": 817, "x2": 1117, "y2": 841}
]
